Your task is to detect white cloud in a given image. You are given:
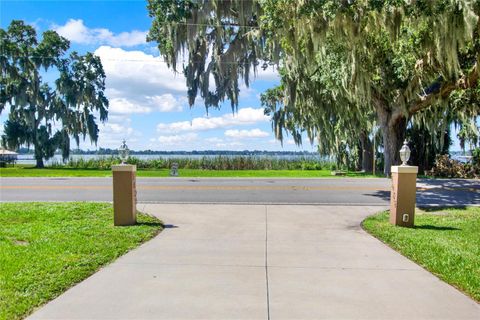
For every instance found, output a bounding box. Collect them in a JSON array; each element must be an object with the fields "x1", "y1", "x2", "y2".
[
  {"x1": 149, "y1": 94, "x2": 185, "y2": 112},
  {"x1": 94, "y1": 46, "x2": 187, "y2": 115},
  {"x1": 108, "y1": 94, "x2": 185, "y2": 114},
  {"x1": 239, "y1": 83, "x2": 257, "y2": 99},
  {"x1": 225, "y1": 129, "x2": 269, "y2": 139},
  {"x1": 203, "y1": 137, "x2": 246, "y2": 149},
  {"x1": 202, "y1": 137, "x2": 244, "y2": 149},
  {"x1": 109, "y1": 97, "x2": 151, "y2": 114},
  {"x1": 156, "y1": 107, "x2": 269, "y2": 132},
  {"x1": 96, "y1": 46, "x2": 186, "y2": 93},
  {"x1": 286, "y1": 138, "x2": 296, "y2": 145},
  {"x1": 156, "y1": 133, "x2": 198, "y2": 146},
  {"x1": 255, "y1": 64, "x2": 280, "y2": 81},
  {"x1": 104, "y1": 123, "x2": 134, "y2": 135},
  {"x1": 54, "y1": 19, "x2": 147, "y2": 47},
  {"x1": 214, "y1": 141, "x2": 245, "y2": 149},
  {"x1": 95, "y1": 115, "x2": 141, "y2": 148},
  {"x1": 205, "y1": 137, "x2": 224, "y2": 144}
]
